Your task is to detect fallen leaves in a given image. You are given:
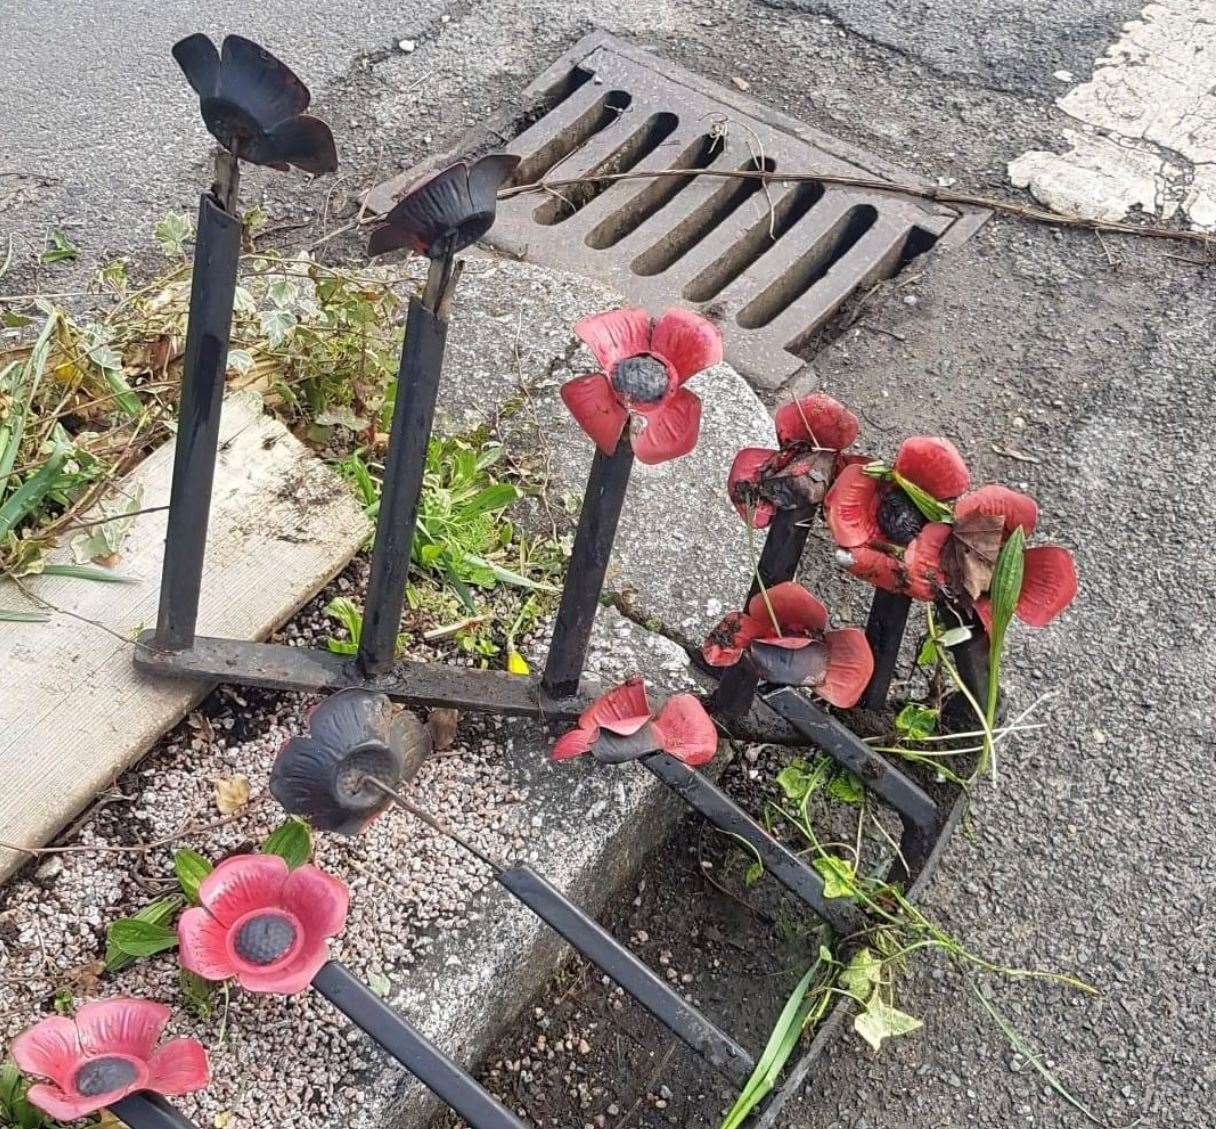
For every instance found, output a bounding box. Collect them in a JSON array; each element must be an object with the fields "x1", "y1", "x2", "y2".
[{"x1": 213, "y1": 773, "x2": 251, "y2": 814}]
